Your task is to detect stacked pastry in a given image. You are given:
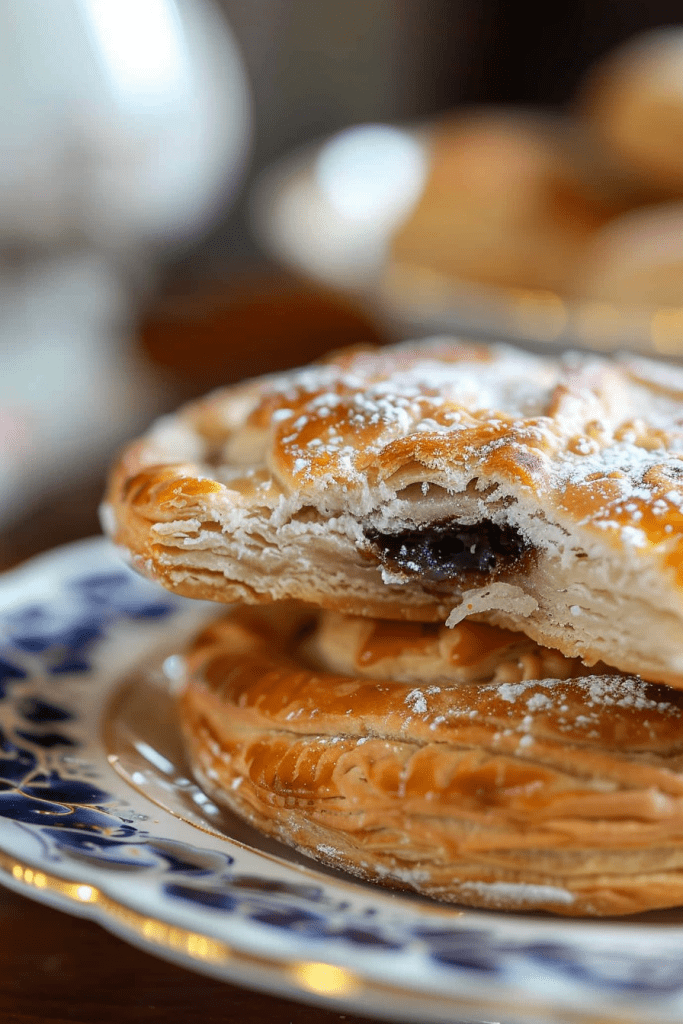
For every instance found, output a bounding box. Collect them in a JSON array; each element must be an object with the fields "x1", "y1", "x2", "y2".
[{"x1": 103, "y1": 339, "x2": 683, "y2": 916}]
